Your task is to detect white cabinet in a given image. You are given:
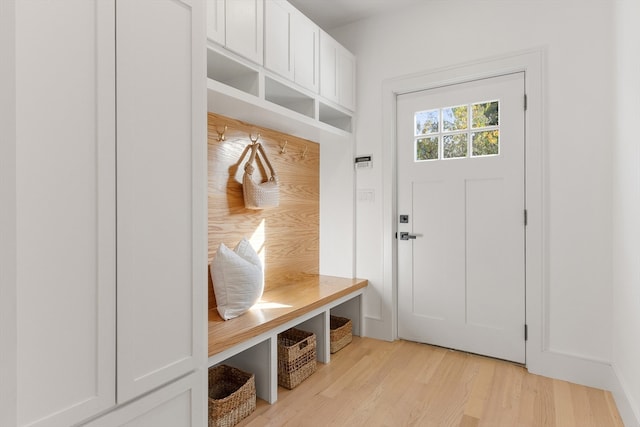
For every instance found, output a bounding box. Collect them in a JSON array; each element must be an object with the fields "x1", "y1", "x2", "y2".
[
  {"x1": 10, "y1": 0, "x2": 206, "y2": 426},
  {"x1": 15, "y1": 2, "x2": 116, "y2": 425},
  {"x1": 81, "y1": 373, "x2": 204, "y2": 427},
  {"x1": 207, "y1": 0, "x2": 225, "y2": 45},
  {"x1": 292, "y1": 11, "x2": 320, "y2": 92},
  {"x1": 206, "y1": 0, "x2": 356, "y2": 133},
  {"x1": 264, "y1": 0, "x2": 319, "y2": 92},
  {"x1": 115, "y1": 0, "x2": 207, "y2": 404},
  {"x1": 320, "y1": 30, "x2": 356, "y2": 111},
  {"x1": 264, "y1": 0, "x2": 292, "y2": 79},
  {"x1": 211, "y1": 0, "x2": 264, "y2": 65}
]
